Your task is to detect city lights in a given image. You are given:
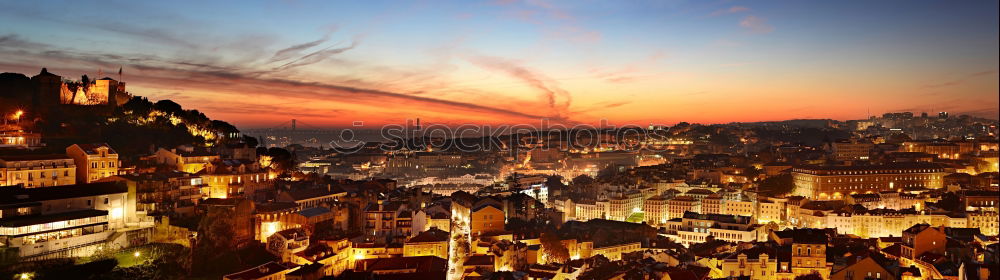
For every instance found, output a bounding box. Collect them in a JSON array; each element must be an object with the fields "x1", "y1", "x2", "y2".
[{"x1": 0, "y1": 1, "x2": 996, "y2": 280}]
